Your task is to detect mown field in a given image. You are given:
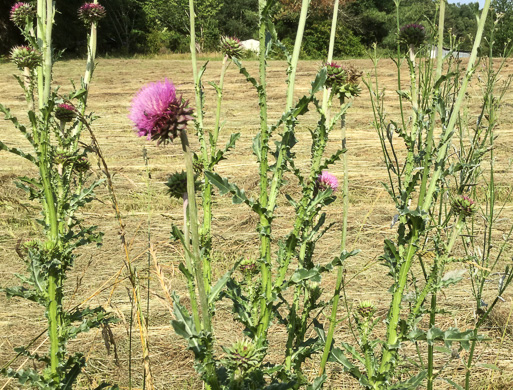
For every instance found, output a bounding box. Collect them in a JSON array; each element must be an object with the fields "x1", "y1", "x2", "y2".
[{"x1": 1, "y1": 57, "x2": 513, "y2": 389}]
